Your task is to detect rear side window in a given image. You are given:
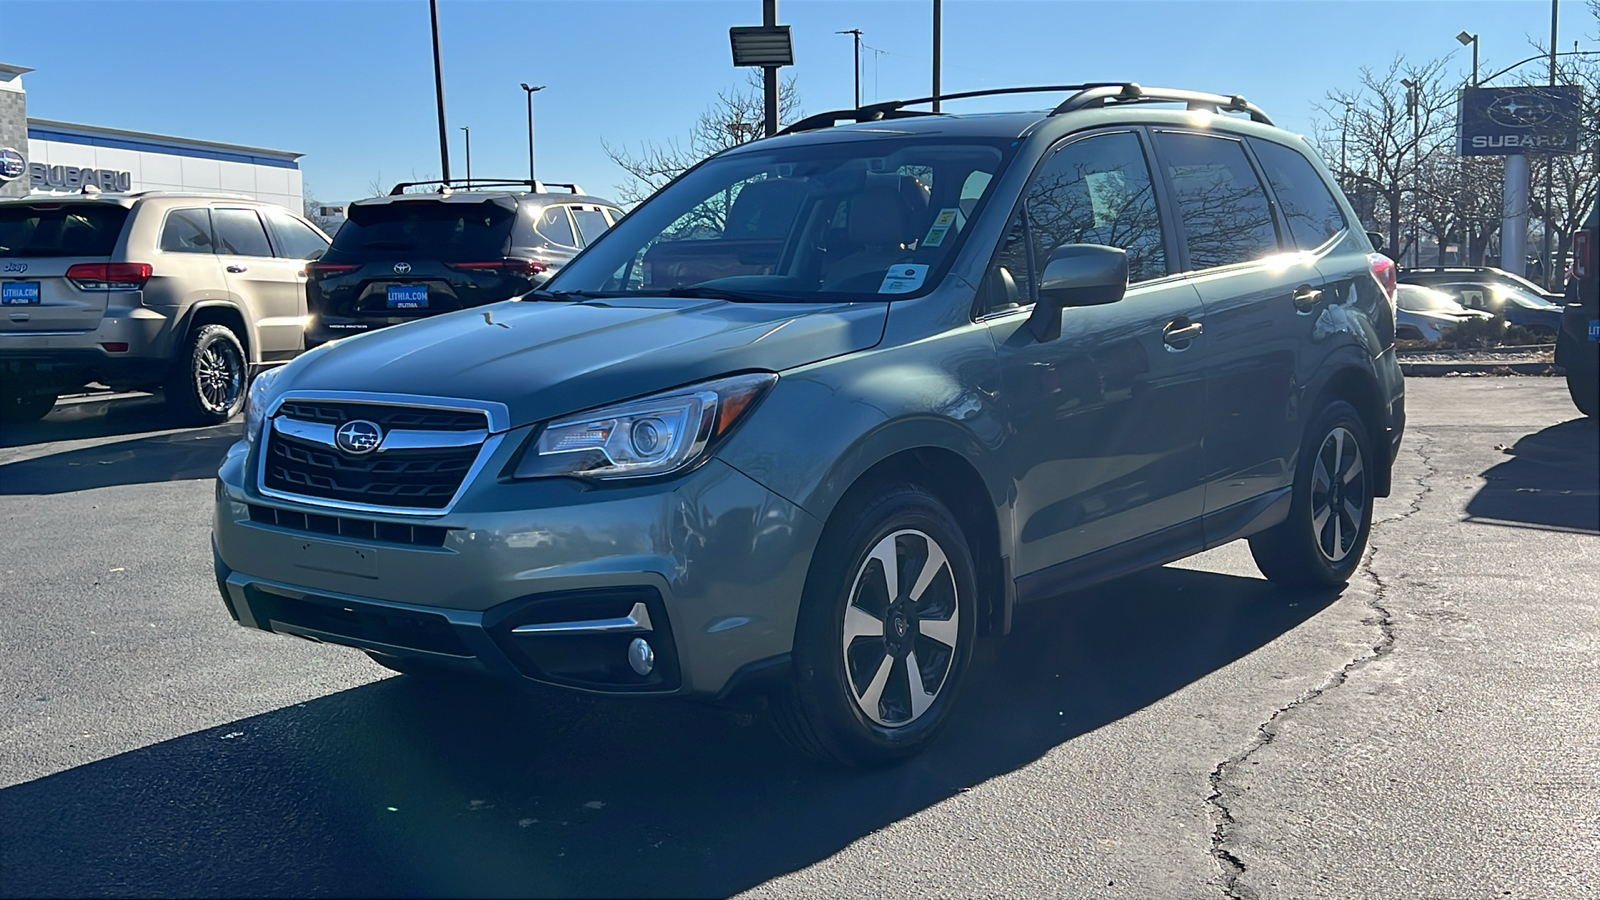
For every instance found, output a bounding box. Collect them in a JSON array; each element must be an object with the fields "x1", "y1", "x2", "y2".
[
  {"x1": 571, "y1": 207, "x2": 612, "y2": 245},
  {"x1": 333, "y1": 200, "x2": 515, "y2": 261},
  {"x1": 265, "y1": 209, "x2": 330, "y2": 259},
  {"x1": 214, "y1": 208, "x2": 274, "y2": 257},
  {"x1": 535, "y1": 206, "x2": 577, "y2": 247},
  {"x1": 1250, "y1": 139, "x2": 1348, "y2": 250},
  {"x1": 160, "y1": 208, "x2": 215, "y2": 253},
  {"x1": 0, "y1": 204, "x2": 130, "y2": 258},
  {"x1": 1153, "y1": 132, "x2": 1280, "y2": 270}
]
